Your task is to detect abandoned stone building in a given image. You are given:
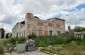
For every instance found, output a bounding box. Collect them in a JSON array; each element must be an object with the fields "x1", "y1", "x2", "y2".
[
  {"x1": 68, "y1": 26, "x2": 85, "y2": 40},
  {"x1": 12, "y1": 13, "x2": 65, "y2": 37},
  {"x1": 74, "y1": 32, "x2": 85, "y2": 40}
]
